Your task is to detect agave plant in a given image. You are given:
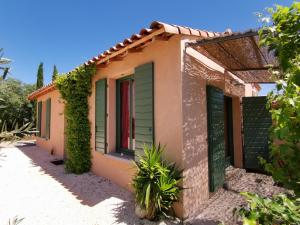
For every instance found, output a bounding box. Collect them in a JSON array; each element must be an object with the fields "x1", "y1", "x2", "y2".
[
  {"x1": 0, "y1": 121, "x2": 35, "y2": 142},
  {"x1": 132, "y1": 144, "x2": 182, "y2": 220}
]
